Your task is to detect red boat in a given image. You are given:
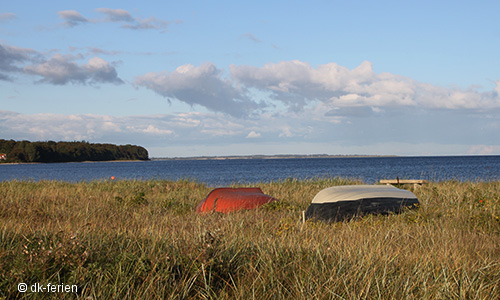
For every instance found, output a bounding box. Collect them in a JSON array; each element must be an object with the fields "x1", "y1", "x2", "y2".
[{"x1": 196, "y1": 187, "x2": 278, "y2": 213}]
